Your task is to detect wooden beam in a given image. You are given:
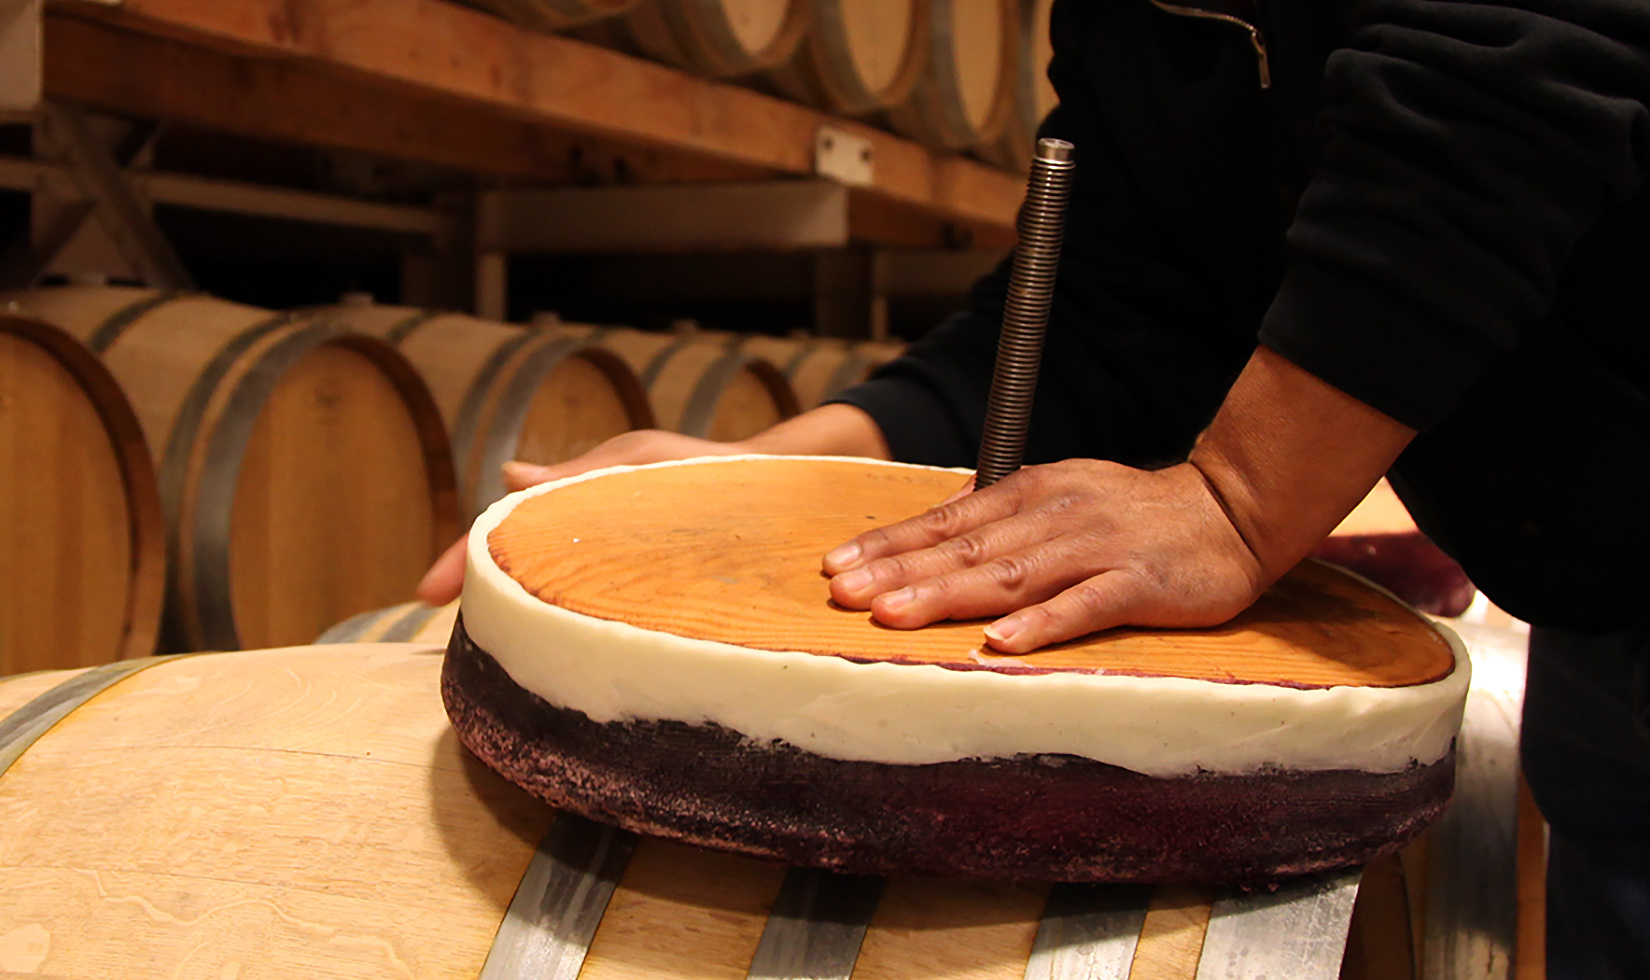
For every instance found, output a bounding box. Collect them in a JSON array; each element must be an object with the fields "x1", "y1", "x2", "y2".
[
  {"x1": 478, "y1": 181, "x2": 852, "y2": 253},
  {"x1": 49, "y1": 0, "x2": 1021, "y2": 234},
  {"x1": 0, "y1": 153, "x2": 449, "y2": 235},
  {"x1": 43, "y1": 14, "x2": 762, "y2": 186}
]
